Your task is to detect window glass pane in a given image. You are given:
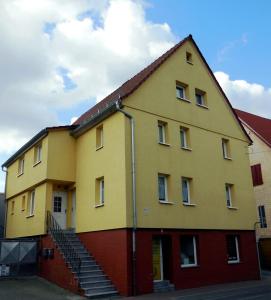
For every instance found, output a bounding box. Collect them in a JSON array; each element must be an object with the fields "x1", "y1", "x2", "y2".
[
  {"x1": 182, "y1": 179, "x2": 189, "y2": 203},
  {"x1": 158, "y1": 125, "x2": 164, "y2": 143},
  {"x1": 180, "y1": 129, "x2": 186, "y2": 147},
  {"x1": 176, "y1": 86, "x2": 184, "y2": 99},
  {"x1": 53, "y1": 196, "x2": 62, "y2": 213},
  {"x1": 226, "y1": 235, "x2": 239, "y2": 262},
  {"x1": 225, "y1": 185, "x2": 231, "y2": 206},
  {"x1": 100, "y1": 180, "x2": 104, "y2": 204},
  {"x1": 196, "y1": 94, "x2": 203, "y2": 105},
  {"x1": 180, "y1": 236, "x2": 196, "y2": 265},
  {"x1": 158, "y1": 176, "x2": 166, "y2": 201},
  {"x1": 258, "y1": 206, "x2": 267, "y2": 228}
]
